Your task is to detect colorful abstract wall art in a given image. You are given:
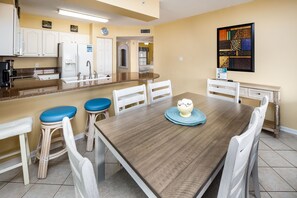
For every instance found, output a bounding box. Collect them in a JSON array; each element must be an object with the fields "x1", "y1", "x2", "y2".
[{"x1": 217, "y1": 23, "x2": 254, "y2": 72}]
